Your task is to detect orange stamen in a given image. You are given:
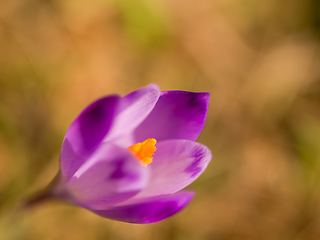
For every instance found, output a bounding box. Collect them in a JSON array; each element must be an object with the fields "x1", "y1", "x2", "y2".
[{"x1": 127, "y1": 138, "x2": 157, "y2": 167}]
